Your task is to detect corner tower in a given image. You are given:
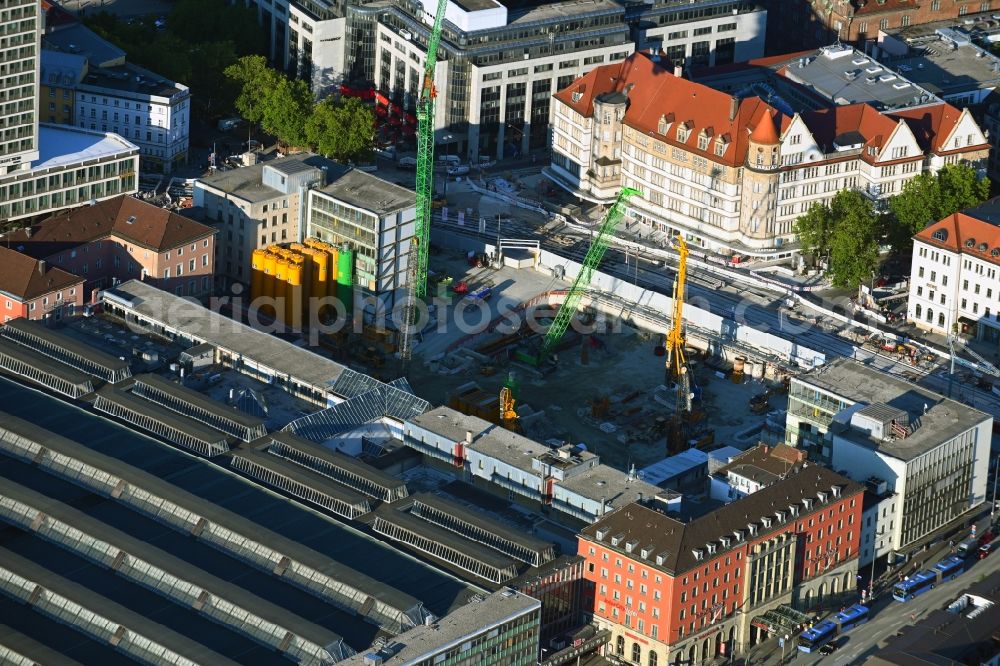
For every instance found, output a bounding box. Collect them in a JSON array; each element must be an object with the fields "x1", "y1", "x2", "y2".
[{"x1": 739, "y1": 110, "x2": 781, "y2": 244}]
